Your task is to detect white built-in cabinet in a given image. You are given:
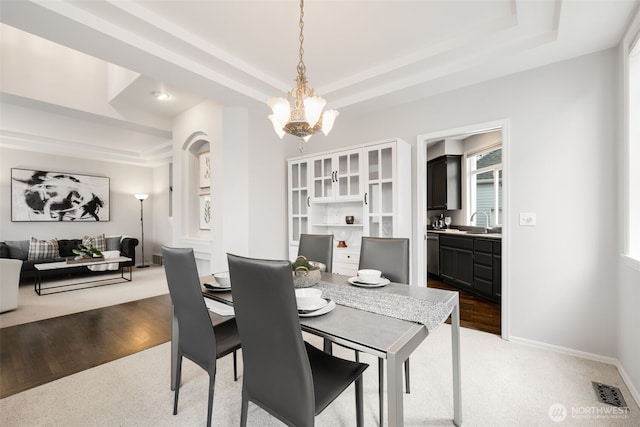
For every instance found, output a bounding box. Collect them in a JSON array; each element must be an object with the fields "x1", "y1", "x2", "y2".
[
  {"x1": 310, "y1": 148, "x2": 363, "y2": 202},
  {"x1": 287, "y1": 138, "x2": 411, "y2": 276},
  {"x1": 287, "y1": 159, "x2": 310, "y2": 247}
]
